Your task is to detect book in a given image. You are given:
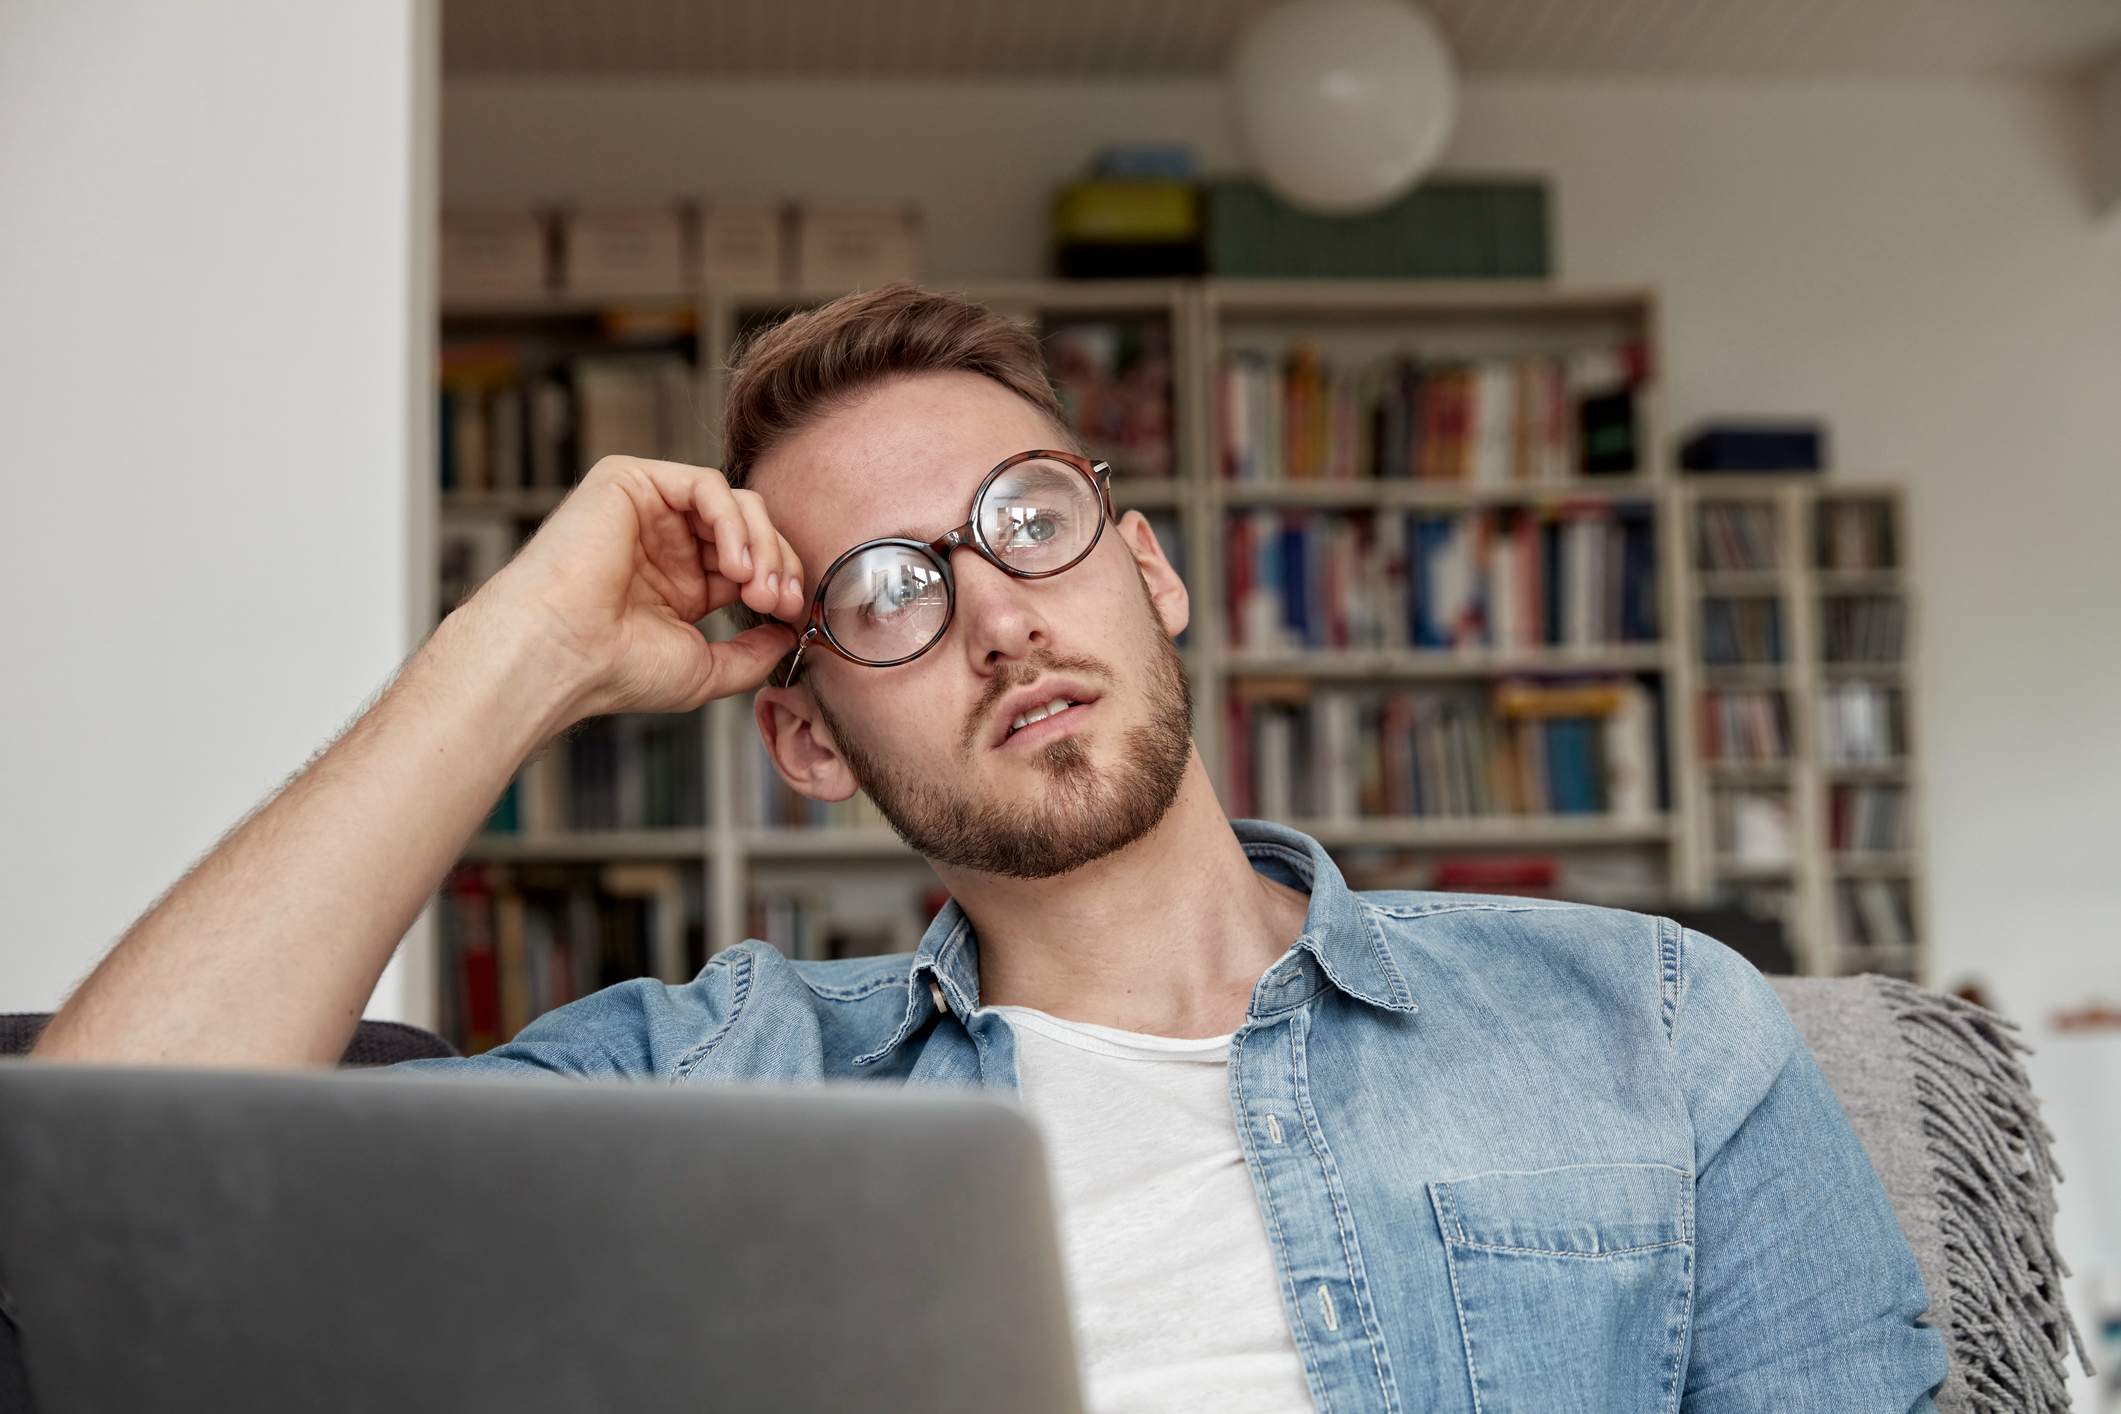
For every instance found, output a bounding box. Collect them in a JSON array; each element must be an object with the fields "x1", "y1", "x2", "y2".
[
  {"x1": 1696, "y1": 502, "x2": 1782, "y2": 571},
  {"x1": 1821, "y1": 593, "x2": 1905, "y2": 663},
  {"x1": 1224, "y1": 506, "x2": 1658, "y2": 654},
  {"x1": 1226, "y1": 677, "x2": 1663, "y2": 823},
  {"x1": 1816, "y1": 499, "x2": 1898, "y2": 571},
  {"x1": 1699, "y1": 690, "x2": 1789, "y2": 762},
  {"x1": 1819, "y1": 684, "x2": 1903, "y2": 763},
  {"x1": 1217, "y1": 344, "x2": 1645, "y2": 484},
  {"x1": 438, "y1": 341, "x2": 697, "y2": 496},
  {"x1": 1700, "y1": 596, "x2": 1784, "y2": 665},
  {"x1": 601, "y1": 862, "x2": 690, "y2": 984},
  {"x1": 1044, "y1": 318, "x2": 1175, "y2": 480}
]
